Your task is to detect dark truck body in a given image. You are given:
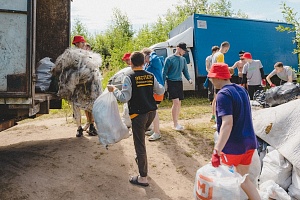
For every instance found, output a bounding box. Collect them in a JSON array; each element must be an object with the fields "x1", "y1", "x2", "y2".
[{"x1": 0, "y1": 0, "x2": 71, "y2": 131}]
